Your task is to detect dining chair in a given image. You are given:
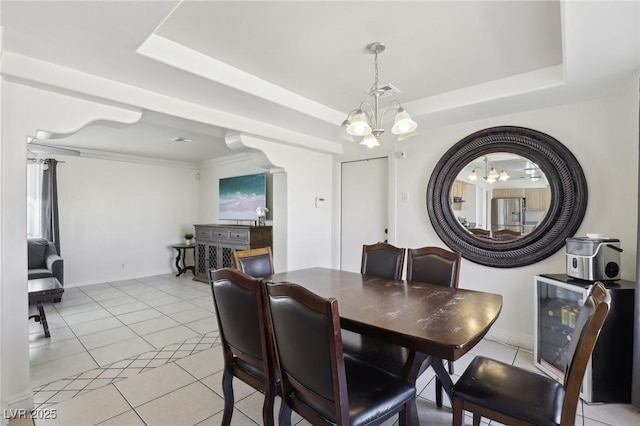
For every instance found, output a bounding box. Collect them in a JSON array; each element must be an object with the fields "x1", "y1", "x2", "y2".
[
  {"x1": 406, "y1": 246, "x2": 462, "y2": 406},
  {"x1": 264, "y1": 282, "x2": 416, "y2": 426},
  {"x1": 208, "y1": 268, "x2": 278, "y2": 426},
  {"x1": 468, "y1": 227, "x2": 490, "y2": 237},
  {"x1": 232, "y1": 246, "x2": 274, "y2": 278},
  {"x1": 343, "y1": 242, "x2": 408, "y2": 375},
  {"x1": 406, "y1": 246, "x2": 461, "y2": 287},
  {"x1": 360, "y1": 242, "x2": 405, "y2": 280},
  {"x1": 493, "y1": 228, "x2": 522, "y2": 241},
  {"x1": 452, "y1": 282, "x2": 610, "y2": 426}
]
